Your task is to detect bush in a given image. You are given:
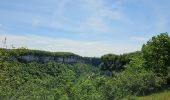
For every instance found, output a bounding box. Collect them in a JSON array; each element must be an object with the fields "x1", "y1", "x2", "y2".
[{"x1": 108, "y1": 66, "x2": 164, "y2": 100}]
